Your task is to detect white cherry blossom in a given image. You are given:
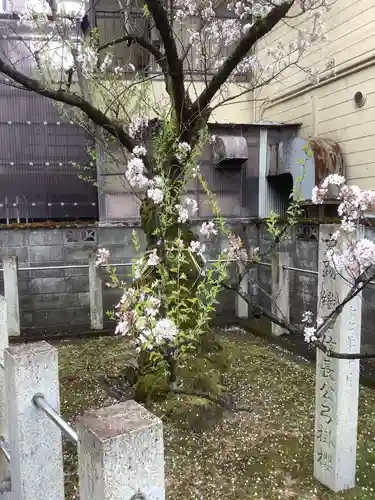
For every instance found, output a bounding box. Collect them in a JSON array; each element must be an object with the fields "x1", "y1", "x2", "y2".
[
  {"x1": 147, "y1": 249, "x2": 160, "y2": 267},
  {"x1": 95, "y1": 248, "x2": 110, "y2": 267},
  {"x1": 200, "y1": 221, "x2": 218, "y2": 237}
]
